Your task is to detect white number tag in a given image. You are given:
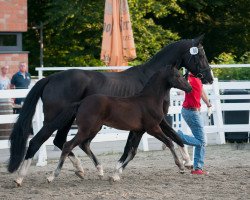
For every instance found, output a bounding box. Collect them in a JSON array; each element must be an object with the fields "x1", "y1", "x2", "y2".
[{"x1": 190, "y1": 47, "x2": 198, "y2": 55}]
